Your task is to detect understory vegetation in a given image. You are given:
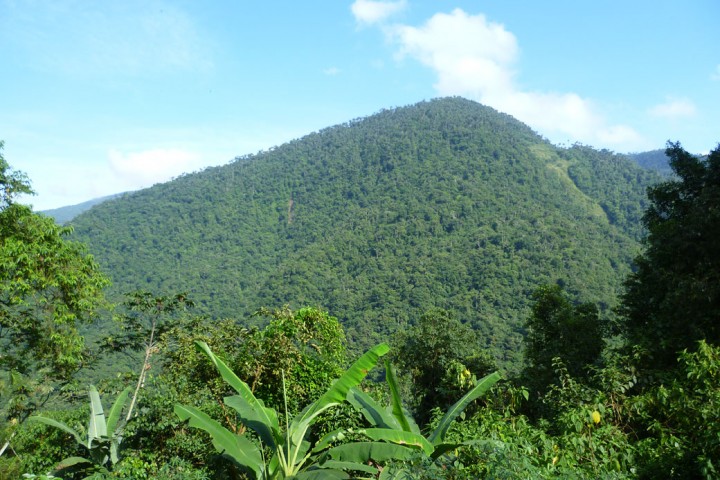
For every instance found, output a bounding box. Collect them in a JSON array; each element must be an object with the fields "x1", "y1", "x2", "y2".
[{"x1": 1, "y1": 126, "x2": 719, "y2": 478}]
